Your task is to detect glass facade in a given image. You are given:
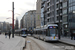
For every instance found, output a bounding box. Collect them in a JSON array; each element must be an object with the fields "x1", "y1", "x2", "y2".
[
  {"x1": 62, "y1": 0, "x2": 68, "y2": 37},
  {"x1": 63, "y1": 9, "x2": 67, "y2": 15},
  {"x1": 68, "y1": 0, "x2": 75, "y2": 29}
]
